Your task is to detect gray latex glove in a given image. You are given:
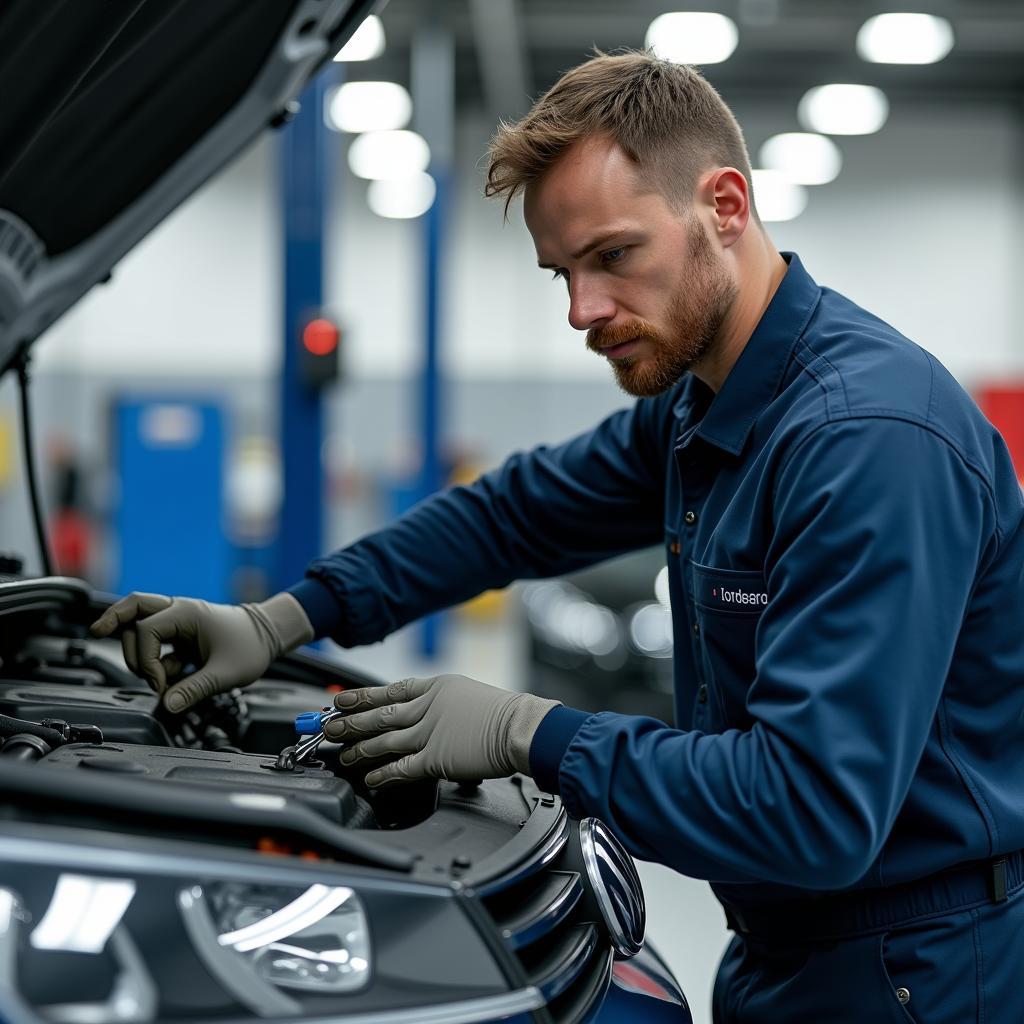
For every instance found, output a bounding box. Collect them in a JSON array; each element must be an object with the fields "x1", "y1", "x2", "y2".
[
  {"x1": 89, "y1": 592, "x2": 313, "y2": 712},
  {"x1": 323, "y1": 674, "x2": 562, "y2": 788}
]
